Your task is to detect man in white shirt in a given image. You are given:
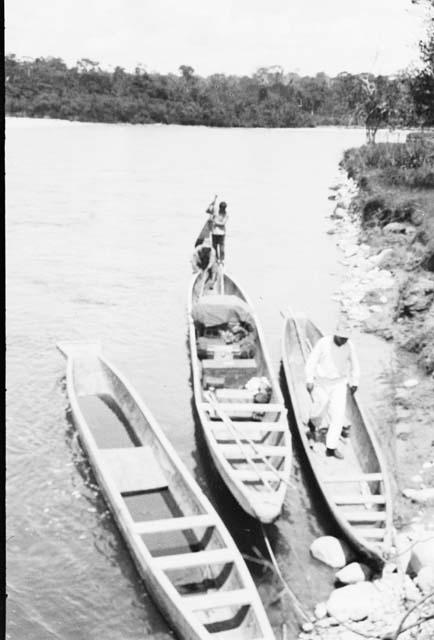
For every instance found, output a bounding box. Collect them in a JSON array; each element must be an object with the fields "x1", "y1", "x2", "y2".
[
  {"x1": 305, "y1": 321, "x2": 360, "y2": 459},
  {"x1": 206, "y1": 200, "x2": 228, "y2": 263}
]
